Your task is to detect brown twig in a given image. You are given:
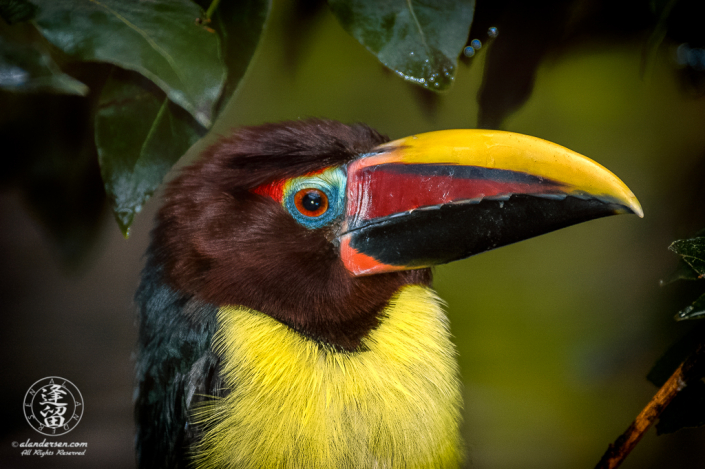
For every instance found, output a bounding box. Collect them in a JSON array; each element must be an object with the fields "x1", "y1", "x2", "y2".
[{"x1": 595, "y1": 344, "x2": 704, "y2": 469}]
